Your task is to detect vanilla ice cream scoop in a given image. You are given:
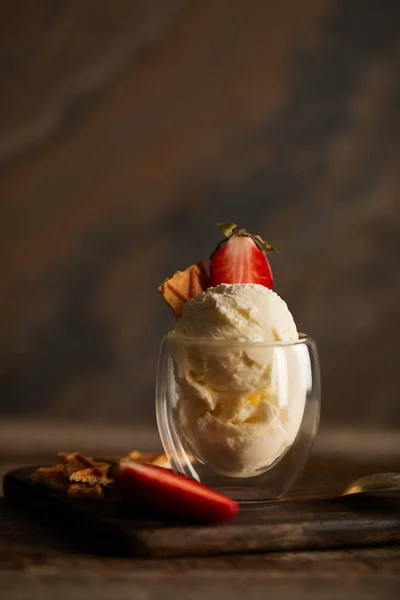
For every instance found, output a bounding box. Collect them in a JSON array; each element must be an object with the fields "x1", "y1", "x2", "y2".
[
  {"x1": 170, "y1": 284, "x2": 298, "y2": 406},
  {"x1": 168, "y1": 284, "x2": 308, "y2": 477},
  {"x1": 172, "y1": 283, "x2": 298, "y2": 343}
]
